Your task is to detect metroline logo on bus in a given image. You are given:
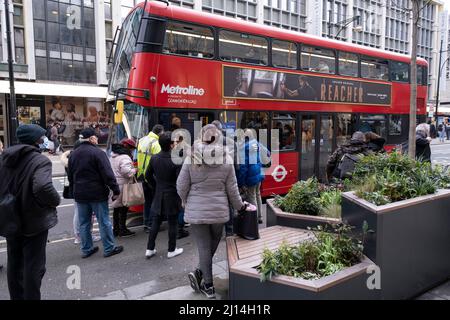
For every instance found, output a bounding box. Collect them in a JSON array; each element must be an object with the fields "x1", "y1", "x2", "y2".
[
  {"x1": 161, "y1": 84, "x2": 206, "y2": 96},
  {"x1": 160, "y1": 83, "x2": 206, "y2": 105}
]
